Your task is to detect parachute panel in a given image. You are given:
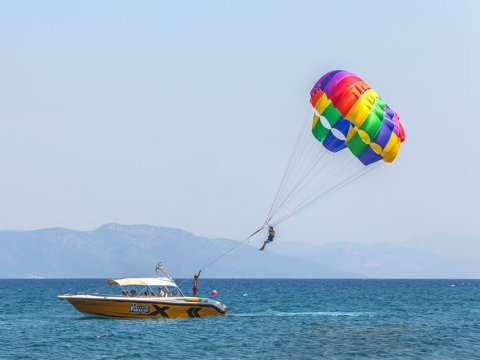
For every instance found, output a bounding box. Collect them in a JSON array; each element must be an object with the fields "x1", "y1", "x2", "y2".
[
  {"x1": 330, "y1": 76, "x2": 364, "y2": 104},
  {"x1": 381, "y1": 133, "x2": 401, "y2": 162},
  {"x1": 346, "y1": 130, "x2": 369, "y2": 157},
  {"x1": 311, "y1": 114, "x2": 329, "y2": 142},
  {"x1": 335, "y1": 82, "x2": 371, "y2": 116}
]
